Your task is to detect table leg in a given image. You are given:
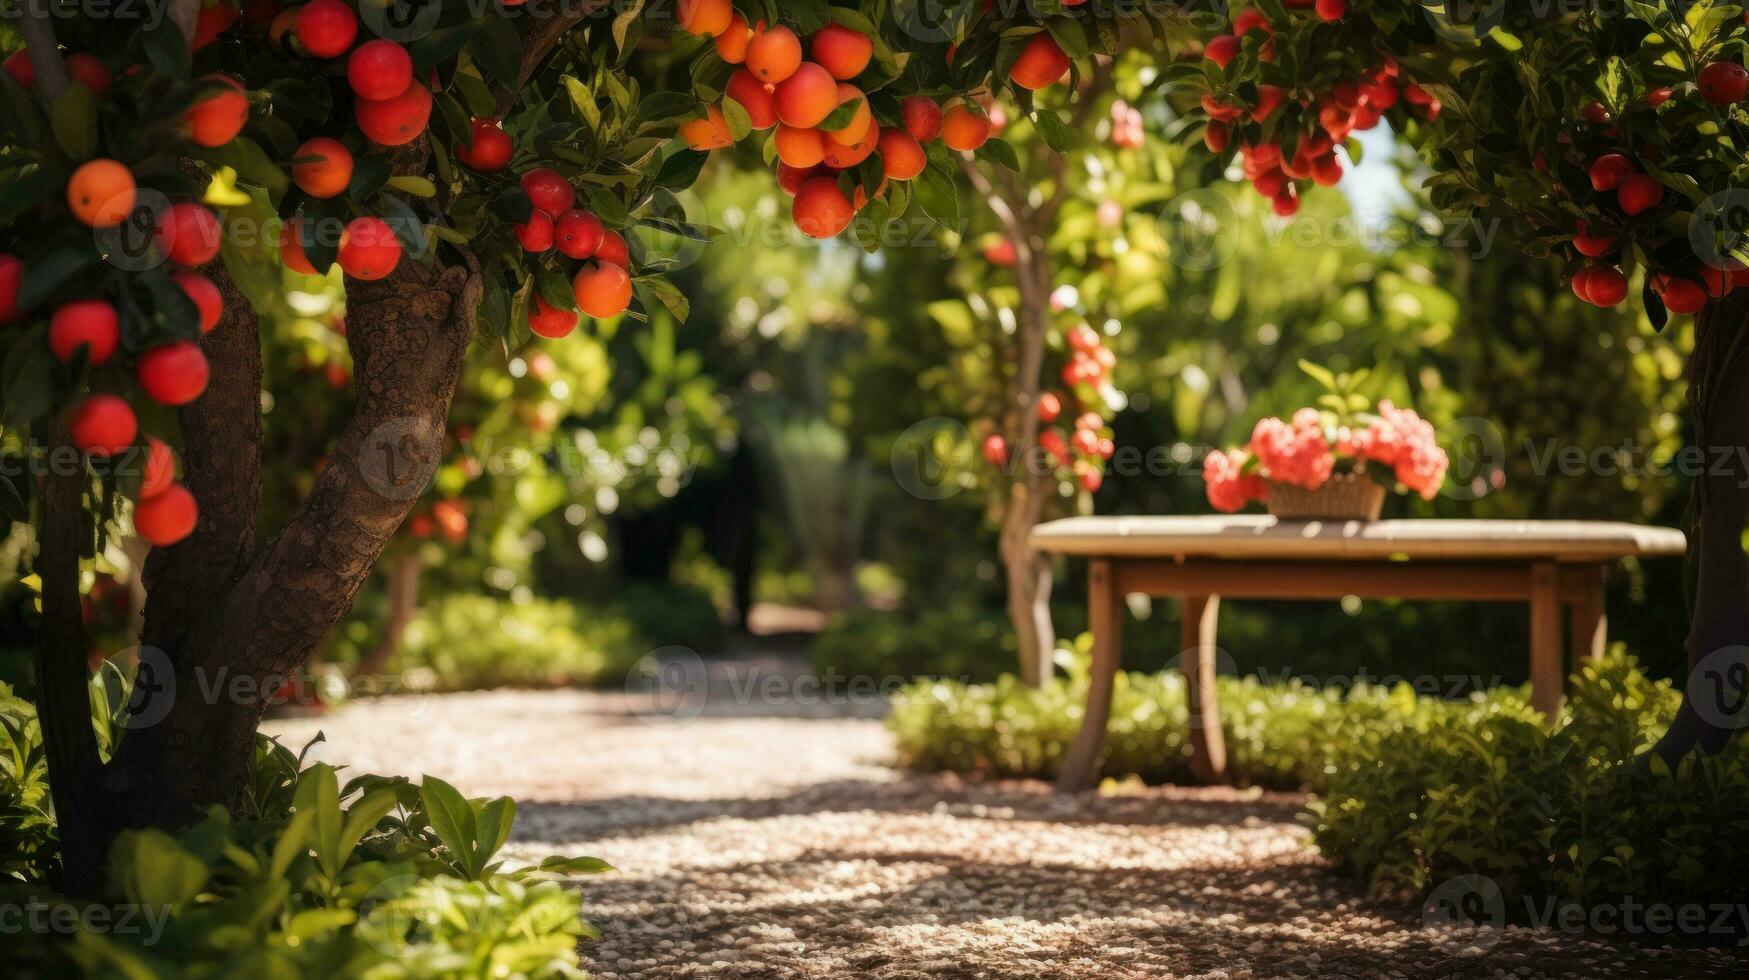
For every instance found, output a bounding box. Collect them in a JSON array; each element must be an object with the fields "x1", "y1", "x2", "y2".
[
  {"x1": 1569, "y1": 564, "x2": 1608, "y2": 665},
  {"x1": 1530, "y1": 561, "x2": 1564, "y2": 718},
  {"x1": 1182, "y1": 594, "x2": 1229, "y2": 785},
  {"x1": 1056, "y1": 559, "x2": 1122, "y2": 793}
]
